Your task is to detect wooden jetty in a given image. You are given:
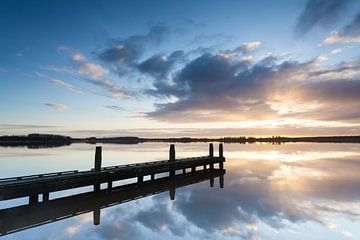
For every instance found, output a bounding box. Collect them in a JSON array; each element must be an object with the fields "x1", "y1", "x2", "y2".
[
  {"x1": 0, "y1": 144, "x2": 225, "y2": 205},
  {"x1": 0, "y1": 168, "x2": 225, "y2": 236}
]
